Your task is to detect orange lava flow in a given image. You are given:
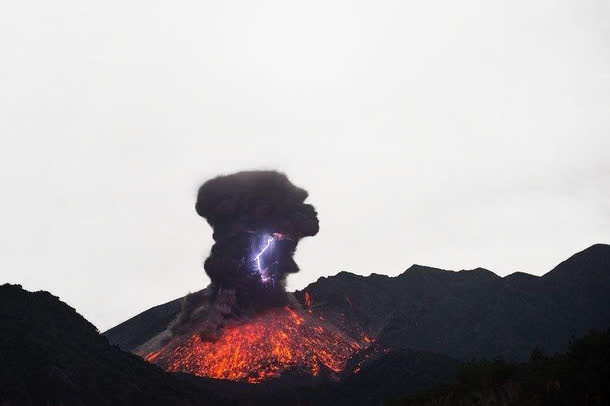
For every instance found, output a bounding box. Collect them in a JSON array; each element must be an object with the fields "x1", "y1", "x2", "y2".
[{"x1": 144, "y1": 307, "x2": 366, "y2": 383}]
